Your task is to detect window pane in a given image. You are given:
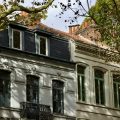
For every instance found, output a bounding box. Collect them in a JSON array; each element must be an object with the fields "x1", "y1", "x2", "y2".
[
  {"x1": 13, "y1": 30, "x2": 21, "y2": 49},
  {"x1": 52, "y1": 80, "x2": 64, "y2": 114},
  {"x1": 94, "y1": 69, "x2": 104, "y2": 105},
  {"x1": 113, "y1": 83, "x2": 118, "y2": 107},
  {"x1": 118, "y1": 84, "x2": 120, "y2": 108},
  {"x1": 95, "y1": 70, "x2": 104, "y2": 79},
  {"x1": 0, "y1": 70, "x2": 10, "y2": 107},
  {"x1": 113, "y1": 75, "x2": 120, "y2": 108},
  {"x1": 81, "y1": 76, "x2": 85, "y2": 101},
  {"x1": 40, "y1": 37, "x2": 46, "y2": 55},
  {"x1": 77, "y1": 65, "x2": 85, "y2": 74},
  {"x1": 77, "y1": 65, "x2": 86, "y2": 102},
  {"x1": 100, "y1": 81, "x2": 105, "y2": 105},
  {"x1": 95, "y1": 79, "x2": 99, "y2": 104},
  {"x1": 78, "y1": 75, "x2": 81, "y2": 100},
  {"x1": 27, "y1": 75, "x2": 39, "y2": 103}
]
